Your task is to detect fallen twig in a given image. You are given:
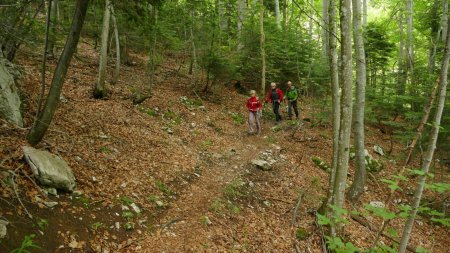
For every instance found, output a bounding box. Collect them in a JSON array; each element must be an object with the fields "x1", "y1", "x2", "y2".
[
  {"x1": 11, "y1": 165, "x2": 33, "y2": 219},
  {"x1": 159, "y1": 217, "x2": 183, "y2": 230},
  {"x1": 291, "y1": 191, "x2": 305, "y2": 225}
]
